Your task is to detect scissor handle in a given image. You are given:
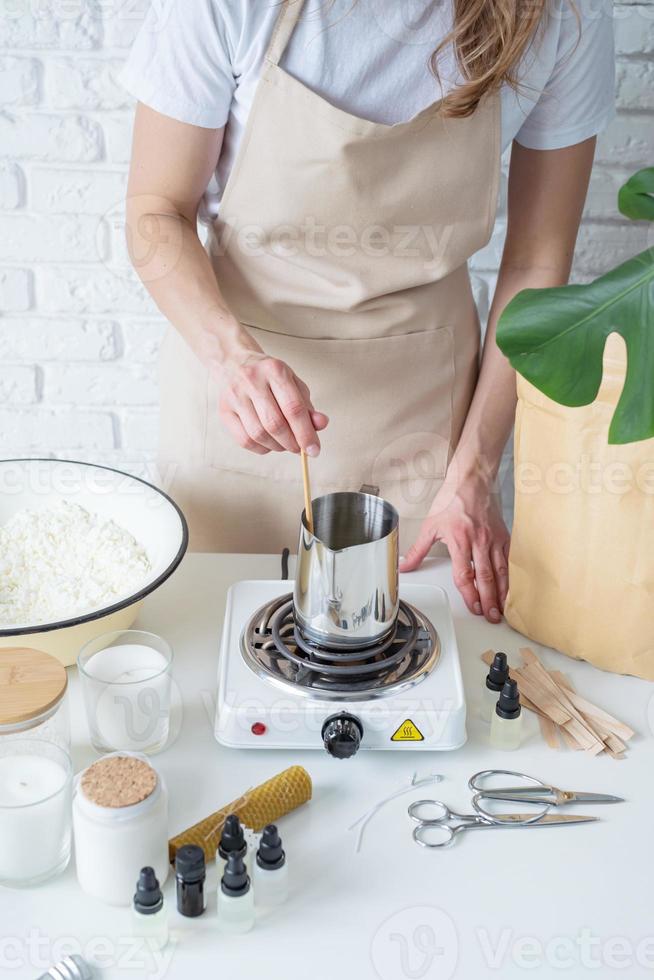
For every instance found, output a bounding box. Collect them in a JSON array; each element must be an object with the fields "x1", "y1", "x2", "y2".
[
  {"x1": 412, "y1": 822, "x2": 456, "y2": 848},
  {"x1": 408, "y1": 799, "x2": 452, "y2": 825},
  {"x1": 409, "y1": 800, "x2": 457, "y2": 848},
  {"x1": 409, "y1": 800, "x2": 489, "y2": 848},
  {"x1": 468, "y1": 769, "x2": 547, "y2": 793}
]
